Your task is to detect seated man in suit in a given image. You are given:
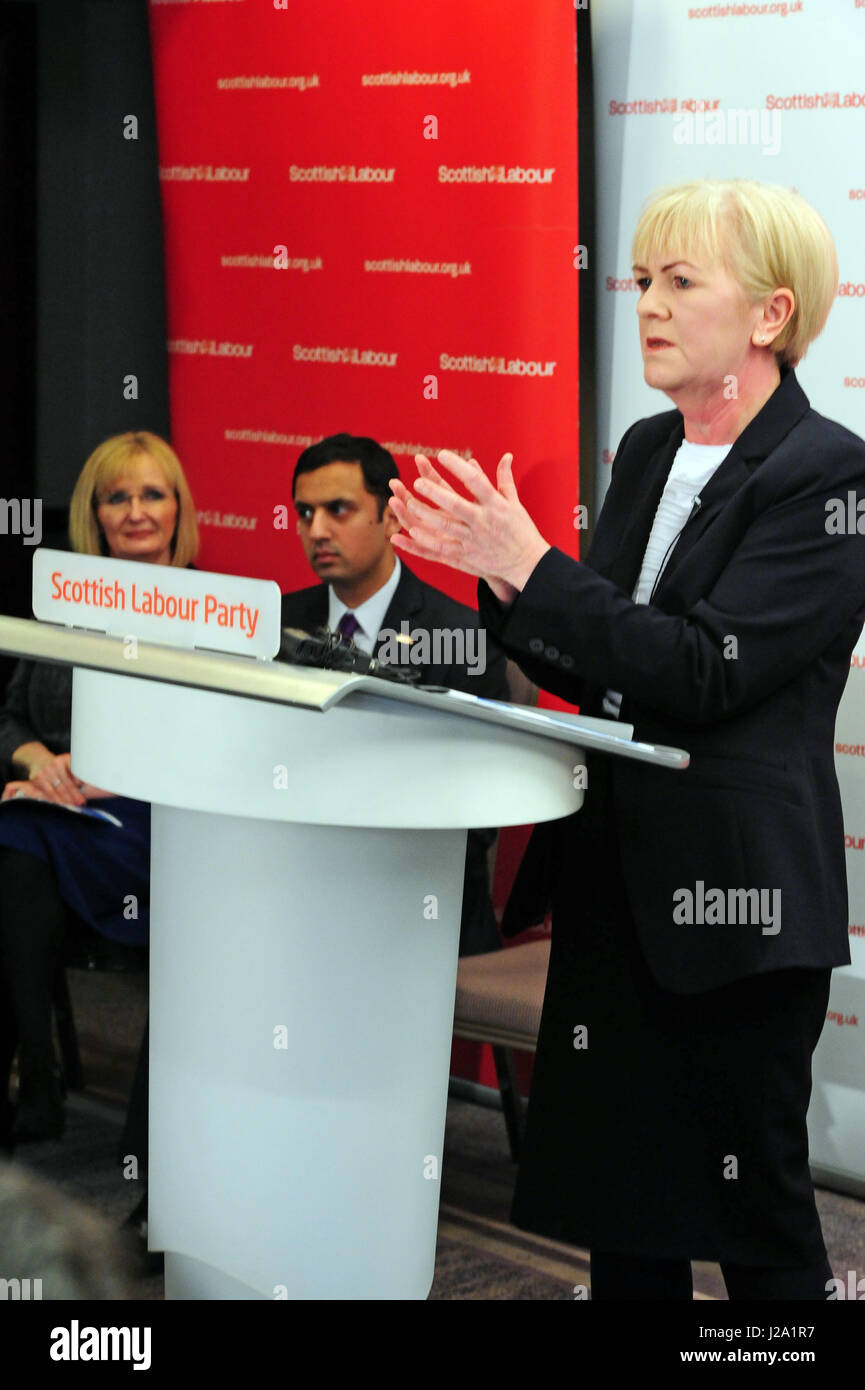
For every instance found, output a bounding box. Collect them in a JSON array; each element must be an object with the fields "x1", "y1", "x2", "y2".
[{"x1": 280, "y1": 432, "x2": 510, "y2": 954}]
